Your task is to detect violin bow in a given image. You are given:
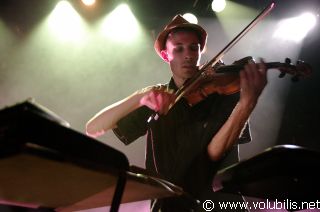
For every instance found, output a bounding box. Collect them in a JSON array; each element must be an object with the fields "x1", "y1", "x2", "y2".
[{"x1": 172, "y1": 2, "x2": 276, "y2": 107}]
